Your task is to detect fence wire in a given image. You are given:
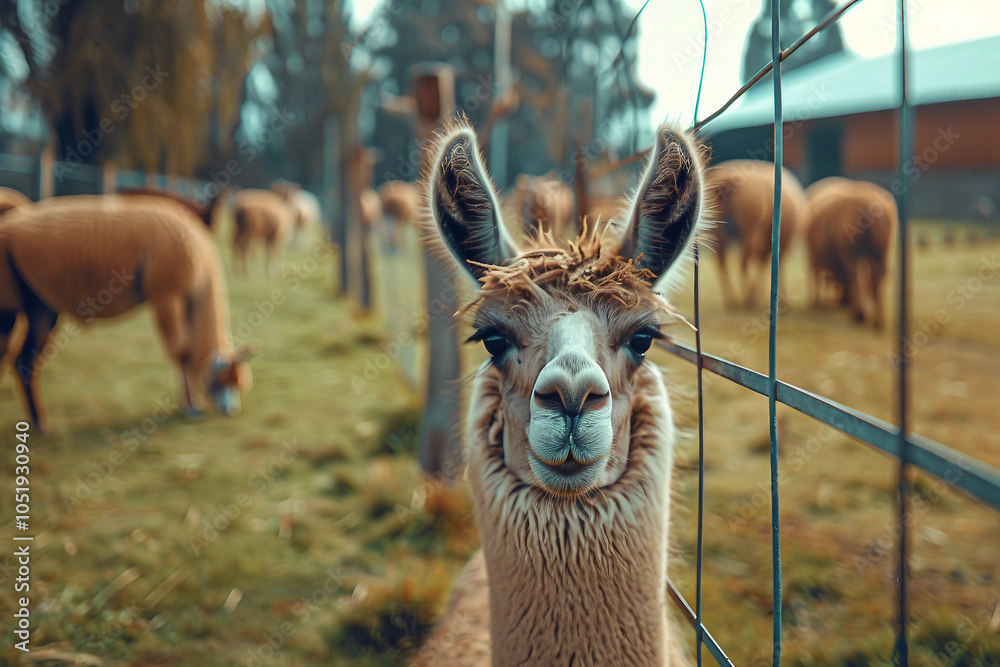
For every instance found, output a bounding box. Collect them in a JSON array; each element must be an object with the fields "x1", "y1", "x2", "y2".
[{"x1": 657, "y1": 0, "x2": 1000, "y2": 665}]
